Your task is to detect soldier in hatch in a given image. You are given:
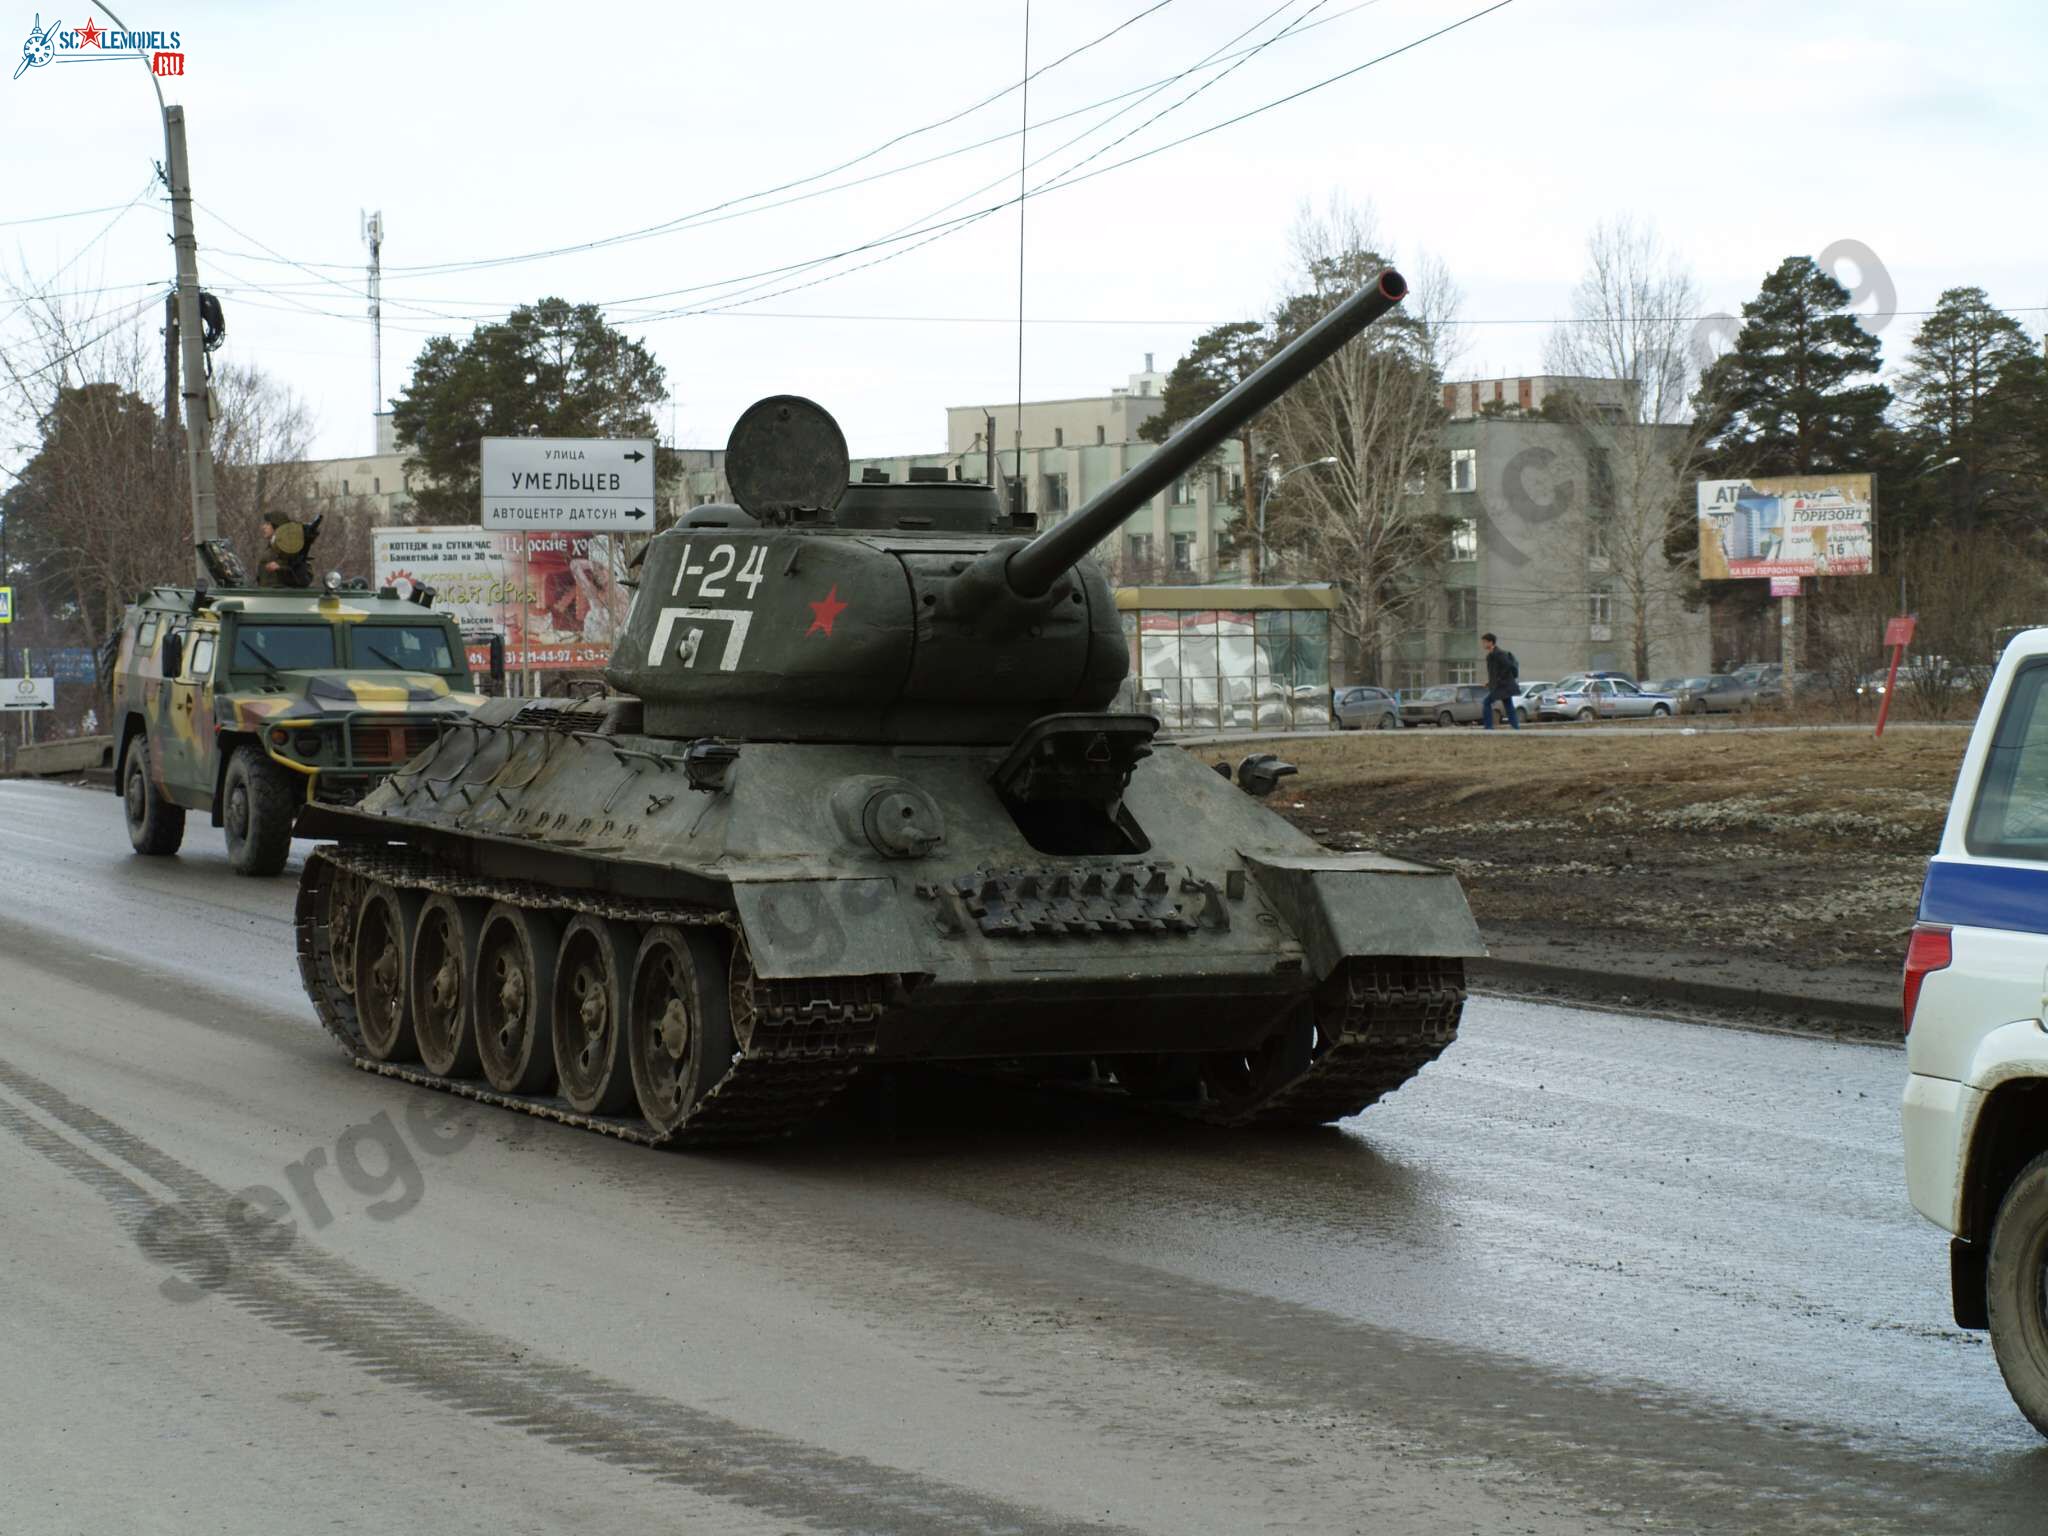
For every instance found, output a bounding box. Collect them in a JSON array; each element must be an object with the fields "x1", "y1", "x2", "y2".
[{"x1": 256, "y1": 513, "x2": 322, "y2": 588}]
